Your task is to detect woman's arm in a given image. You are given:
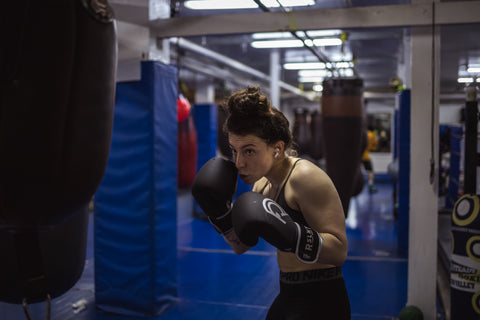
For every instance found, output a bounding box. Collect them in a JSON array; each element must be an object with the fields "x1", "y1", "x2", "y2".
[{"x1": 288, "y1": 161, "x2": 348, "y2": 266}]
